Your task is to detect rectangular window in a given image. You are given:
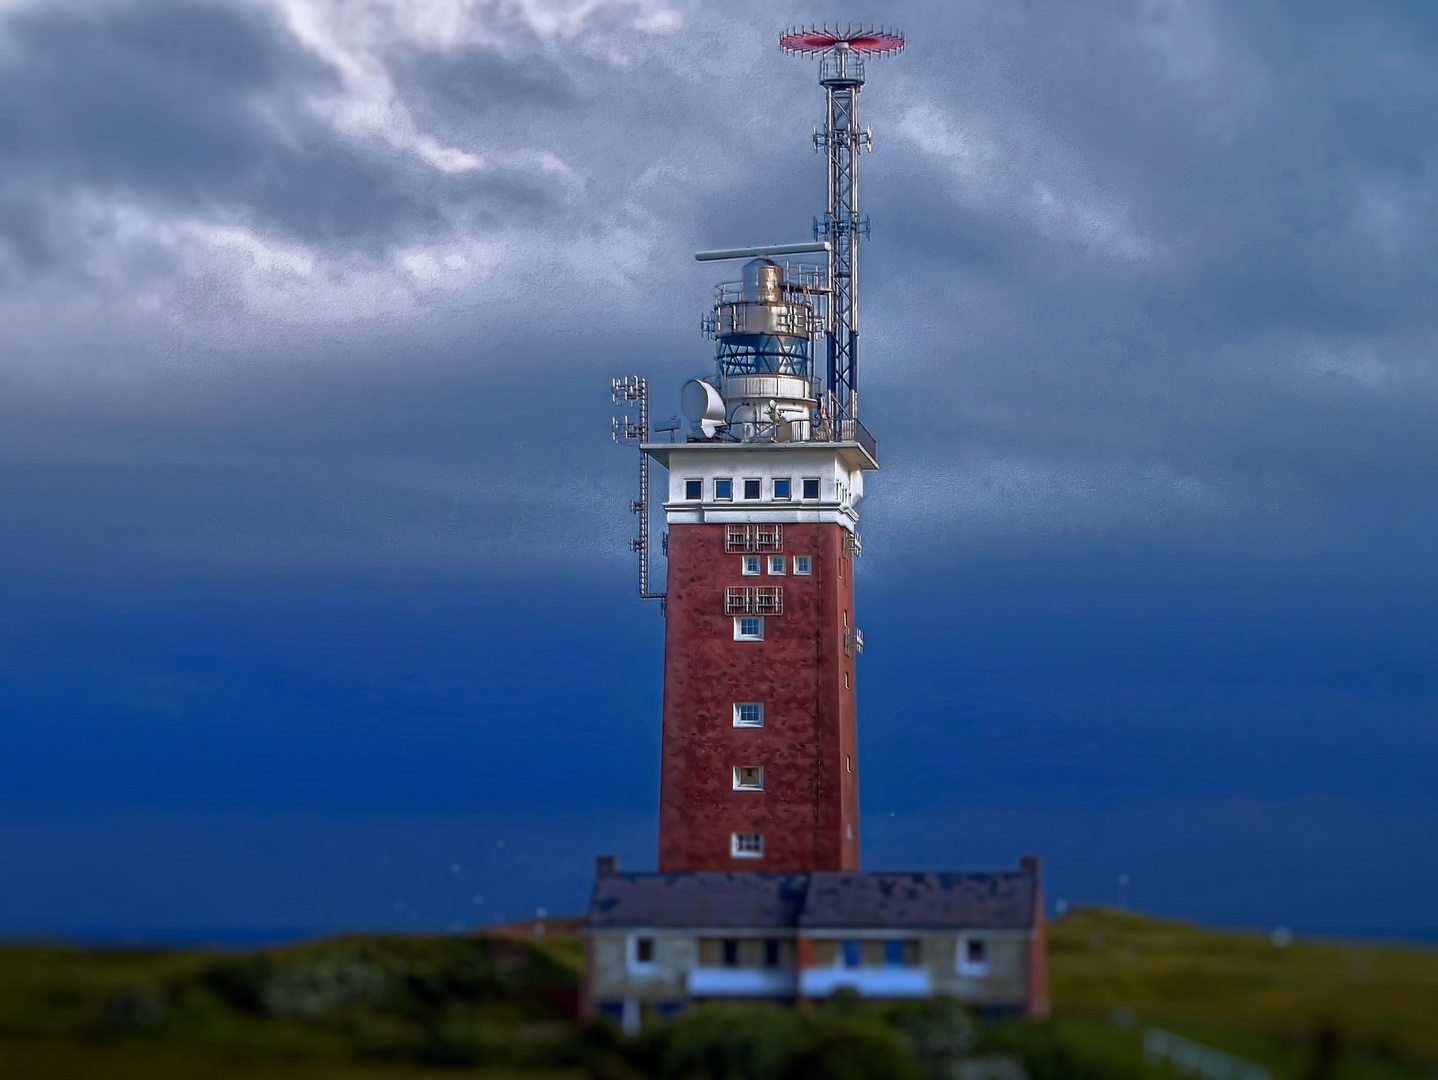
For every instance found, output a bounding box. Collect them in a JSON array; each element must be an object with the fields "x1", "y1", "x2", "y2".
[
  {"x1": 773, "y1": 478, "x2": 792, "y2": 500},
  {"x1": 722, "y1": 939, "x2": 739, "y2": 967},
  {"x1": 726, "y1": 587, "x2": 753, "y2": 615},
  {"x1": 764, "y1": 939, "x2": 782, "y2": 967},
  {"x1": 768, "y1": 556, "x2": 785, "y2": 575},
  {"x1": 715, "y1": 478, "x2": 733, "y2": 501},
  {"x1": 754, "y1": 524, "x2": 783, "y2": 552},
  {"x1": 734, "y1": 703, "x2": 764, "y2": 728},
  {"x1": 802, "y1": 478, "x2": 820, "y2": 500},
  {"x1": 743, "y1": 478, "x2": 761, "y2": 500},
  {"x1": 726, "y1": 525, "x2": 753, "y2": 552},
  {"x1": 742, "y1": 555, "x2": 761, "y2": 576},
  {"x1": 684, "y1": 479, "x2": 702, "y2": 500},
  {"x1": 794, "y1": 555, "x2": 812, "y2": 575},
  {"x1": 884, "y1": 940, "x2": 919, "y2": 967},
  {"x1": 842, "y1": 940, "x2": 862, "y2": 968},
  {"x1": 754, "y1": 587, "x2": 783, "y2": 615},
  {"x1": 731, "y1": 832, "x2": 764, "y2": 858},
  {"x1": 735, "y1": 616, "x2": 764, "y2": 641},
  {"x1": 629, "y1": 935, "x2": 657, "y2": 971},
  {"x1": 958, "y1": 937, "x2": 990, "y2": 977},
  {"x1": 733, "y1": 765, "x2": 764, "y2": 790}
]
